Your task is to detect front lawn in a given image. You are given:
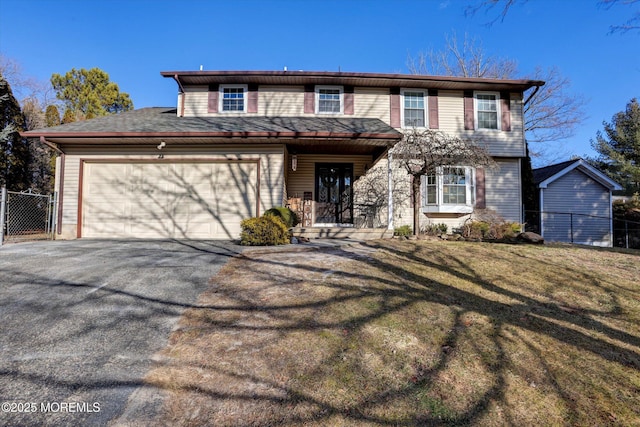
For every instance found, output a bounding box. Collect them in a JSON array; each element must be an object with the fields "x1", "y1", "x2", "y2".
[{"x1": 145, "y1": 240, "x2": 640, "y2": 426}]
